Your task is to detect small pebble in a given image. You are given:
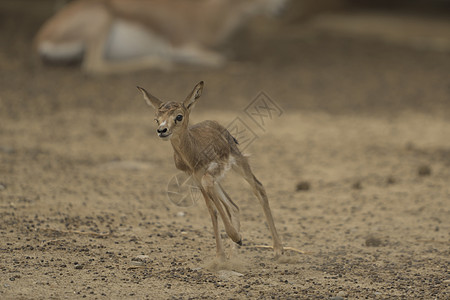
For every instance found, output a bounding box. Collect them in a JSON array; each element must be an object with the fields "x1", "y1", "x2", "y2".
[
  {"x1": 131, "y1": 255, "x2": 150, "y2": 265},
  {"x1": 0, "y1": 146, "x2": 15, "y2": 154},
  {"x1": 296, "y1": 181, "x2": 310, "y2": 192},
  {"x1": 365, "y1": 236, "x2": 382, "y2": 247},
  {"x1": 336, "y1": 291, "x2": 347, "y2": 297},
  {"x1": 386, "y1": 176, "x2": 396, "y2": 185},
  {"x1": 418, "y1": 165, "x2": 431, "y2": 176},
  {"x1": 352, "y1": 181, "x2": 362, "y2": 190},
  {"x1": 176, "y1": 211, "x2": 186, "y2": 217},
  {"x1": 217, "y1": 270, "x2": 244, "y2": 280}
]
